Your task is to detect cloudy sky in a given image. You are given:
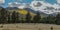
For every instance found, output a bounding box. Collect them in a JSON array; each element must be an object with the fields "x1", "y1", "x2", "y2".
[
  {"x1": 0, "y1": 0, "x2": 58, "y2": 8},
  {"x1": 0, "y1": 0, "x2": 60, "y2": 14}
]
